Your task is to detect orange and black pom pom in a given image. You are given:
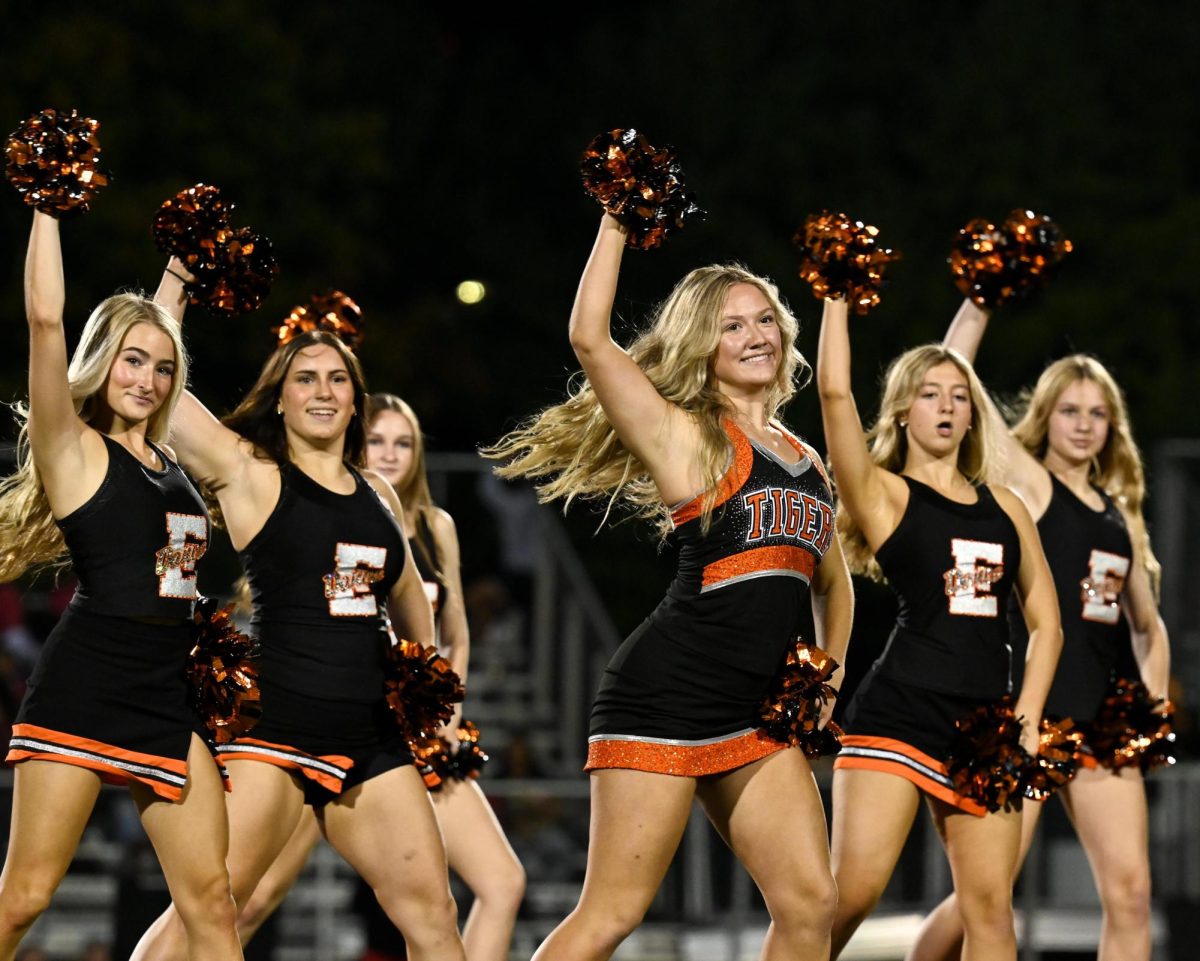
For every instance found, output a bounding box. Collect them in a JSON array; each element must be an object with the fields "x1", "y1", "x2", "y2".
[
  {"x1": 949, "y1": 209, "x2": 1072, "y2": 309},
  {"x1": 275, "y1": 290, "x2": 364, "y2": 350},
  {"x1": 1087, "y1": 676, "x2": 1176, "y2": 773},
  {"x1": 186, "y1": 596, "x2": 262, "y2": 745},
  {"x1": 946, "y1": 697, "x2": 1028, "y2": 813},
  {"x1": 794, "y1": 212, "x2": 900, "y2": 314},
  {"x1": 4, "y1": 108, "x2": 111, "y2": 217},
  {"x1": 1023, "y1": 716, "x2": 1084, "y2": 802},
  {"x1": 385, "y1": 639, "x2": 465, "y2": 742},
  {"x1": 580, "y1": 128, "x2": 705, "y2": 250},
  {"x1": 758, "y1": 638, "x2": 842, "y2": 758}
]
